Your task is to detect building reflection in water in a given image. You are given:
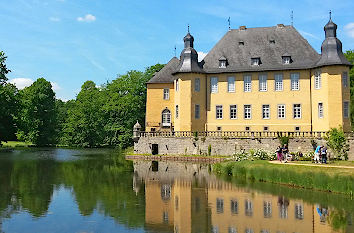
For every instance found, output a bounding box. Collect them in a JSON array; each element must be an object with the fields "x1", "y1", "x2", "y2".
[{"x1": 132, "y1": 160, "x2": 353, "y2": 233}]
